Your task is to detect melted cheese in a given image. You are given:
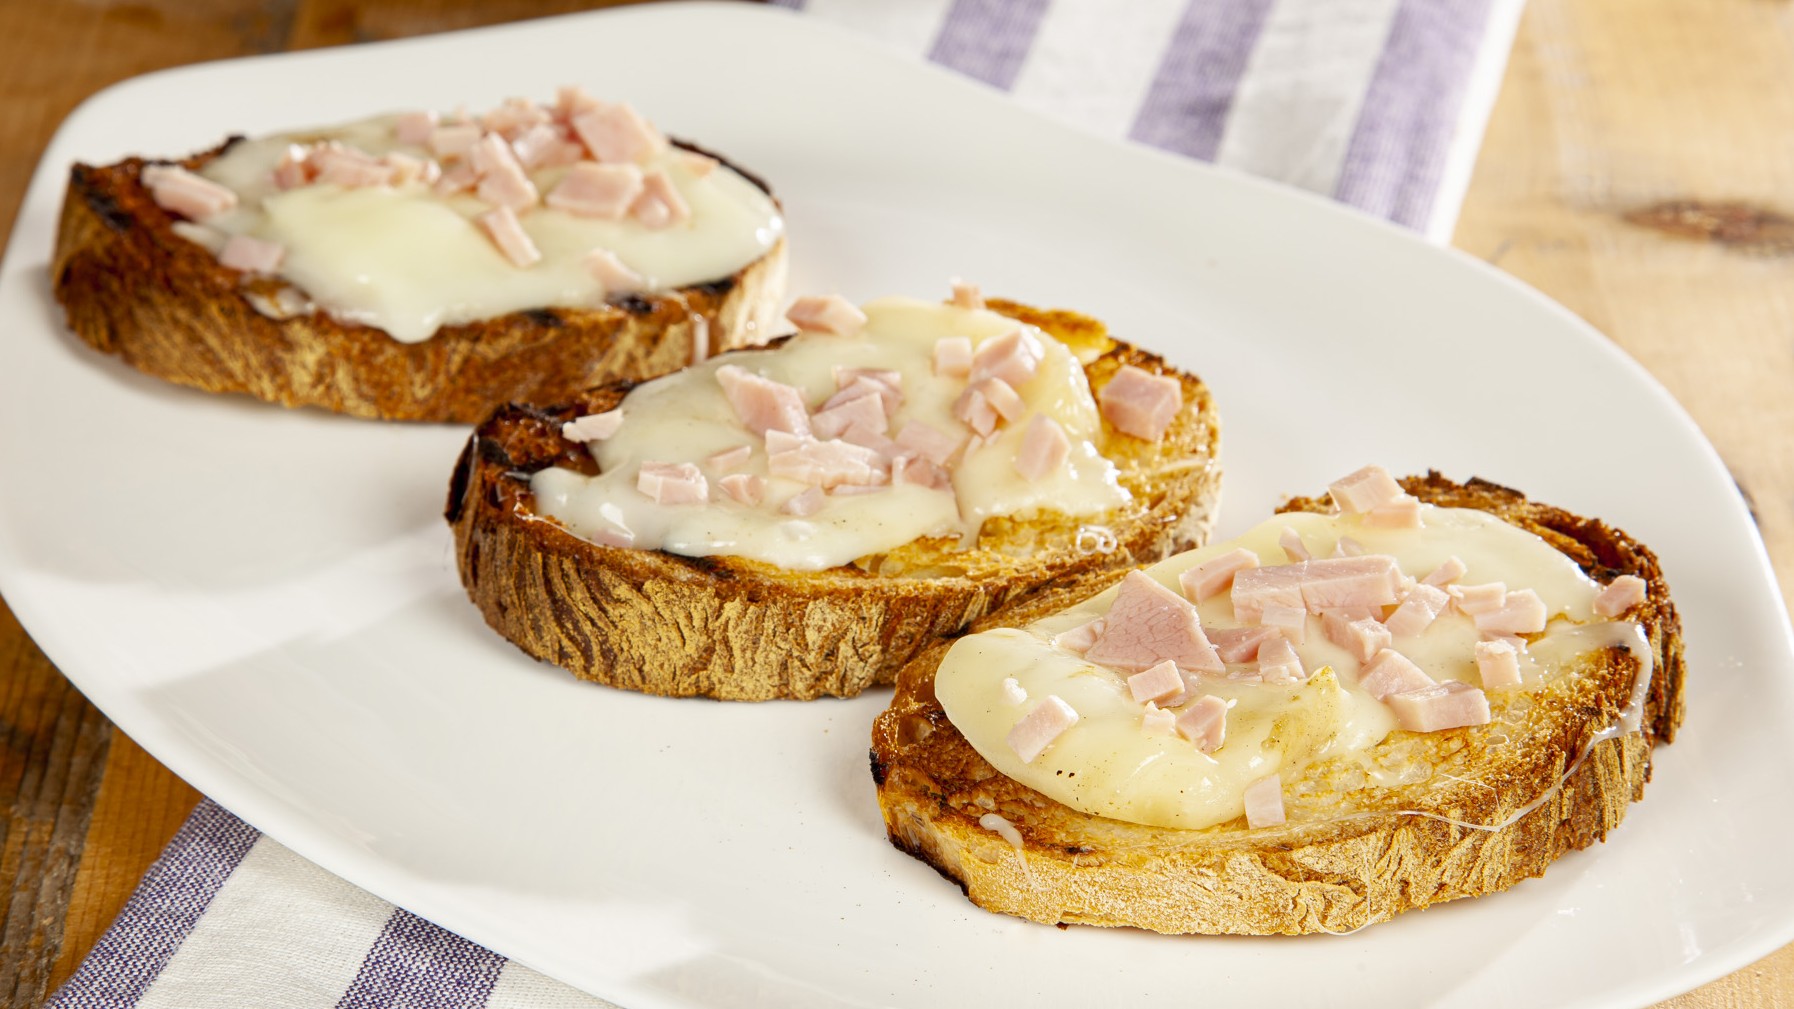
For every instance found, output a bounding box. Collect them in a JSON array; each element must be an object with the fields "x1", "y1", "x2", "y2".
[
  {"x1": 530, "y1": 297, "x2": 1129, "y2": 571},
  {"x1": 195, "y1": 114, "x2": 782, "y2": 343},
  {"x1": 935, "y1": 505, "x2": 1635, "y2": 830}
]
